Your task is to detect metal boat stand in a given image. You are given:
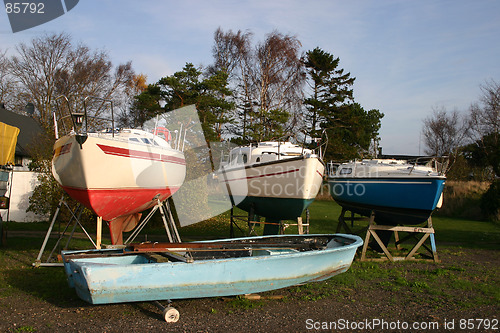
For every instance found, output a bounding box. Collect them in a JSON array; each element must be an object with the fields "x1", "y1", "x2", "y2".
[
  {"x1": 34, "y1": 197, "x2": 181, "y2": 267},
  {"x1": 359, "y1": 211, "x2": 440, "y2": 262},
  {"x1": 230, "y1": 207, "x2": 310, "y2": 237},
  {"x1": 33, "y1": 196, "x2": 97, "y2": 267},
  {"x1": 125, "y1": 199, "x2": 182, "y2": 322},
  {"x1": 124, "y1": 198, "x2": 181, "y2": 244}
]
